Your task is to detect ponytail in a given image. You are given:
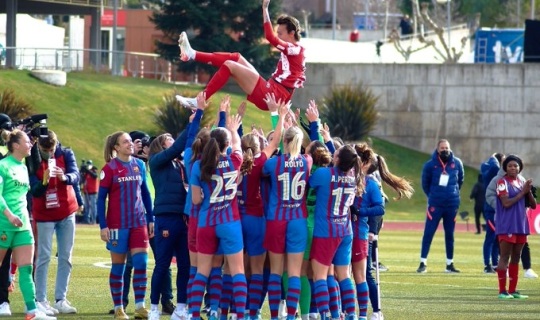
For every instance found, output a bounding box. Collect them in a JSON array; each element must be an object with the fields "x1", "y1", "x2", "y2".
[
  {"x1": 200, "y1": 138, "x2": 220, "y2": 183},
  {"x1": 104, "y1": 131, "x2": 125, "y2": 163},
  {"x1": 283, "y1": 126, "x2": 303, "y2": 159},
  {"x1": 376, "y1": 154, "x2": 414, "y2": 200}
]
